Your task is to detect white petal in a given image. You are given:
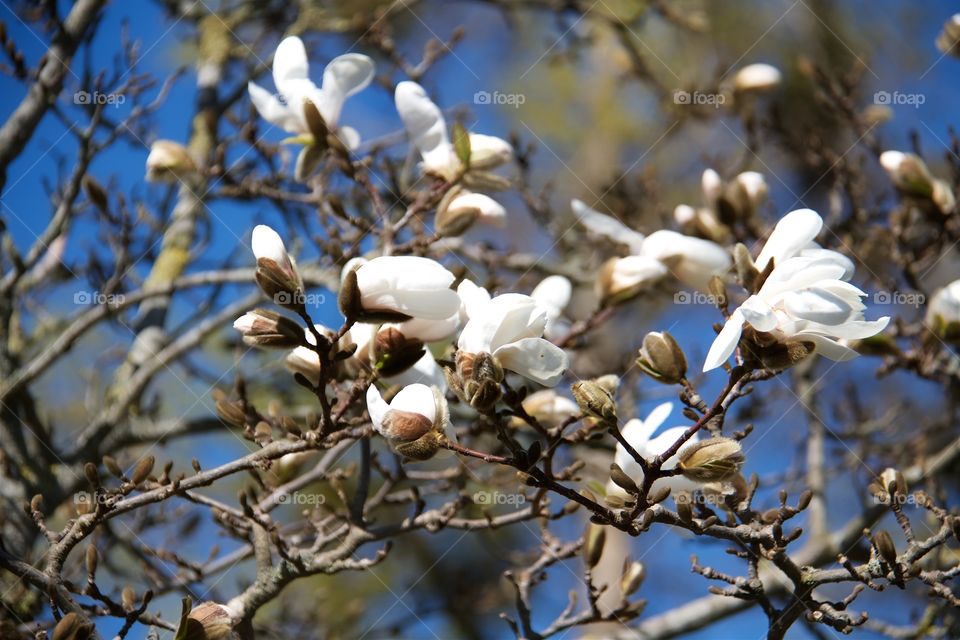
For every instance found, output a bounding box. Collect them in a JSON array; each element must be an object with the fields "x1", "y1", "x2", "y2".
[
  {"x1": 337, "y1": 125, "x2": 361, "y2": 151},
  {"x1": 285, "y1": 346, "x2": 320, "y2": 385},
  {"x1": 273, "y1": 36, "x2": 310, "y2": 95},
  {"x1": 795, "y1": 333, "x2": 859, "y2": 361},
  {"x1": 571, "y1": 199, "x2": 646, "y2": 254},
  {"x1": 386, "y1": 351, "x2": 447, "y2": 391},
  {"x1": 395, "y1": 81, "x2": 454, "y2": 172},
  {"x1": 701, "y1": 168, "x2": 723, "y2": 204},
  {"x1": 315, "y1": 53, "x2": 375, "y2": 126},
  {"x1": 447, "y1": 192, "x2": 506, "y2": 225},
  {"x1": 755, "y1": 208, "x2": 823, "y2": 271},
  {"x1": 531, "y1": 275, "x2": 572, "y2": 319},
  {"x1": 468, "y1": 133, "x2": 513, "y2": 169},
  {"x1": 605, "y1": 255, "x2": 669, "y2": 293},
  {"x1": 458, "y1": 293, "x2": 544, "y2": 353},
  {"x1": 739, "y1": 296, "x2": 778, "y2": 331},
  {"x1": 248, "y1": 82, "x2": 299, "y2": 133},
  {"x1": 457, "y1": 279, "x2": 492, "y2": 321},
  {"x1": 389, "y1": 383, "x2": 436, "y2": 423},
  {"x1": 366, "y1": 384, "x2": 390, "y2": 433},
  {"x1": 641, "y1": 230, "x2": 731, "y2": 290},
  {"x1": 252, "y1": 225, "x2": 288, "y2": 264},
  {"x1": 703, "y1": 310, "x2": 744, "y2": 372},
  {"x1": 392, "y1": 312, "x2": 461, "y2": 343},
  {"x1": 782, "y1": 289, "x2": 855, "y2": 325},
  {"x1": 493, "y1": 337, "x2": 568, "y2": 386},
  {"x1": 733, "y1": 63, "x2": 782, "y2": 92},
  {"x1": 355, "y1": 256, "x2": 460, "y2": 319}
]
